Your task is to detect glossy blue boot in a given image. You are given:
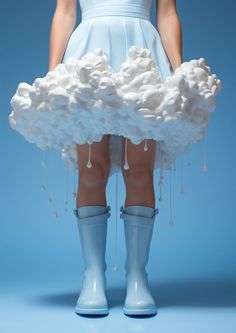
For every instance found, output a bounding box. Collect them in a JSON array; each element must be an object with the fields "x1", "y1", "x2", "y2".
[
  {"x1": 73, "y1": 205, "x2": 111, "y2": 315},
  {"x1": 120, "y1": 205, "x2": 159, "y2": 316}
]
